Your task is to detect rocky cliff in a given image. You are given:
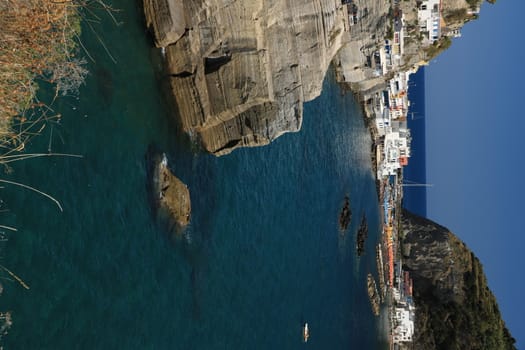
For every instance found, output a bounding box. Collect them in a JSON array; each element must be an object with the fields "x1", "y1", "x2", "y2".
[
  {"x1": 144, "y1": 0, "x2": 393, "y2": 155},
  {"x1": 143, "y1": 0, "x2": 489, "y2": 155},
  {"x1": 401, "y1": 209, "x2": 516, "y2": 350}
]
